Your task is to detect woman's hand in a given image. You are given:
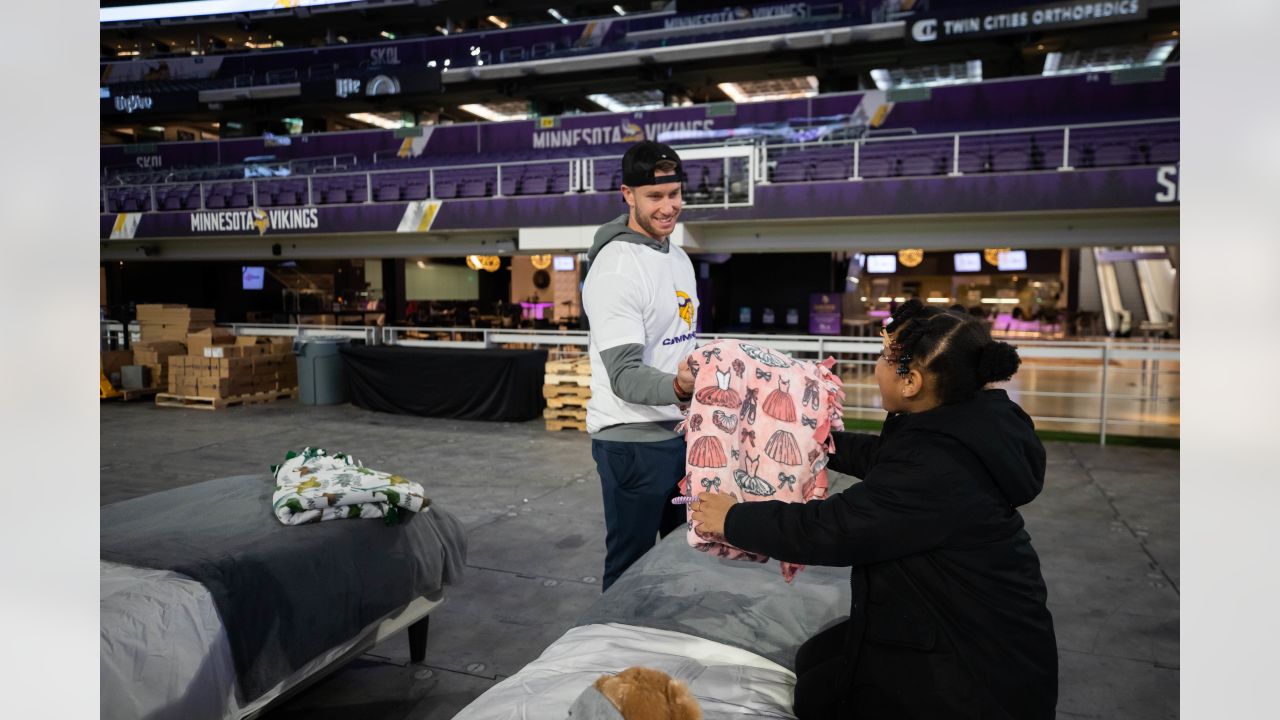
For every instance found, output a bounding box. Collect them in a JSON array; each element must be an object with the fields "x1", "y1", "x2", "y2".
[{"x1": 691, "y1": 492, "x2": 739, "y2": 536}]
